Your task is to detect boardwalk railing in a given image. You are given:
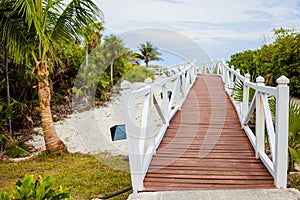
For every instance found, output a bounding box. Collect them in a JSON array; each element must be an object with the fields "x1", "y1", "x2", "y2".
[
  {"x1": 217, "y1": 60, "x2": 289, "y2": 188},
  {"x1": 121, "y1": 62, "x2": 197, "y2": 191},
  {"x1": 148, "y1": 62, "x2": 195, "y2": 77}
]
